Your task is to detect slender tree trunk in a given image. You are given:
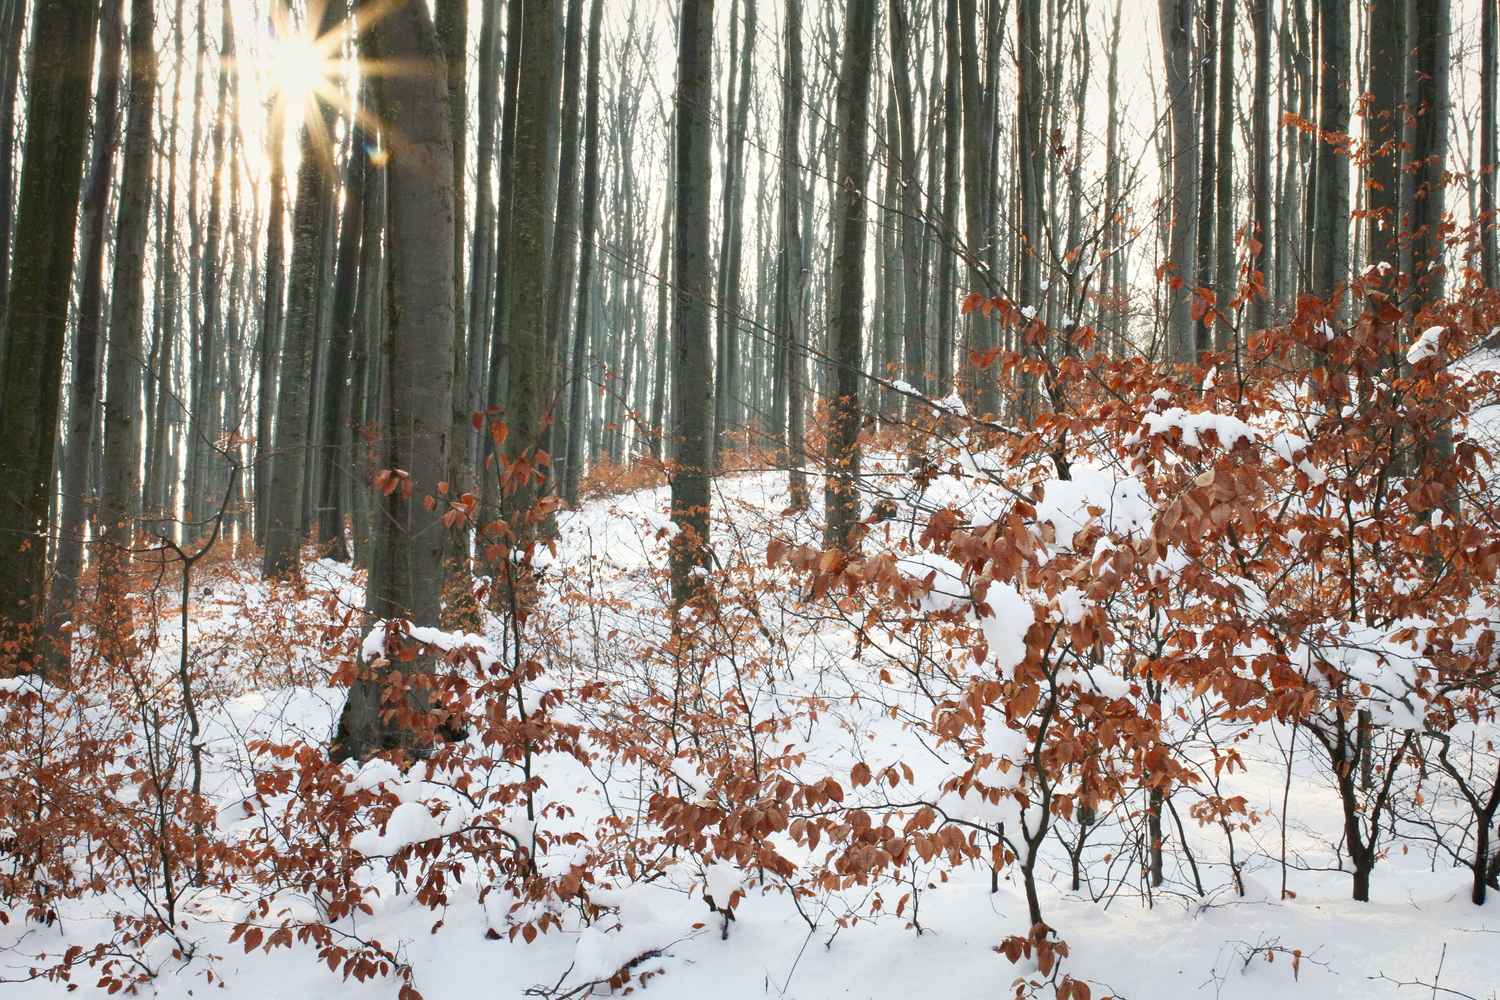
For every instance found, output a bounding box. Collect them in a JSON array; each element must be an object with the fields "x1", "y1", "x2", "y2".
[
  {"x1": 562, "y1": 0, "x2": 603, "y2": 507},
  {"x1": 97, "y1": 0, "x2": 157, "y2": 651},
  {"x1": 669, "y1": 0, "x2": 715, "y2": 602},
  {"x1": 1249, "y1": 0, "x2": 1271, "y2": 329},
  {"x1": 262, "y1": 2, "x2": 344, "y2": 578},
  {"x1": 498, "y1": 0, "x2": 556, "y2": 528},
  {"x1": 1482, "y1": 0, "x2": 1497, "y2": 288},
  {"x1": 1366, "y1": 0, "x2": 1403, "y2": 272},
  {"x1": 938, "y1": 0, "x2": 960, "y2": 388},
  {"x1": 777, "y1": 0, "x2": 807, "y2": 509},
  {"x1": 549, "y1": 0, "x2": 585, "y2": 498},
  {"x1": 822, "y1": 0, "x2": 875, "y2": 551},
  {"x1": 1402, "y1": 0, "x2": 1449, "y2": 316},
  {"x1": 316, "y1": 131, "x2": 368, "y2": 563},
  {"x1": 1213, "y1": 0, "x2": 1235, "y2": 347},
  {"x1": 1311, "y1": 0, "x2": 1349, "y2": 296},
  {"x1": 44, "y1": 0, "x2": 122, "y2": 671},
  {"x1": 1159, "y1": 0, "x2": 1197, "y2": 363},
  {"x1": 0, "y1": 0, "x2": 101, "y2": 659},
  {"x1": 0, "y1": 0, "x2": 27, "y2": 323},
  {"x1": 256, "y1": 12, "x2": 288, "y2": 545}
]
